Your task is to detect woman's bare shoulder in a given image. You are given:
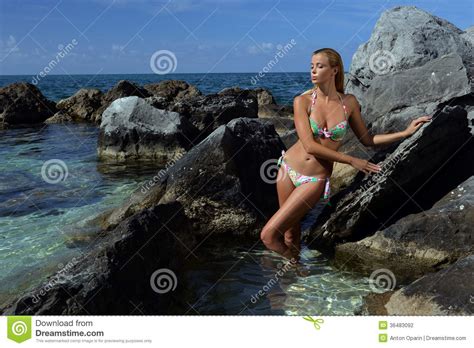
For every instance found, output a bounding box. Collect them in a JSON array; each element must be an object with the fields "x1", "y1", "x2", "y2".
[{"x1": 341, "y1": 93, "x2": 361, "y2": 115}]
